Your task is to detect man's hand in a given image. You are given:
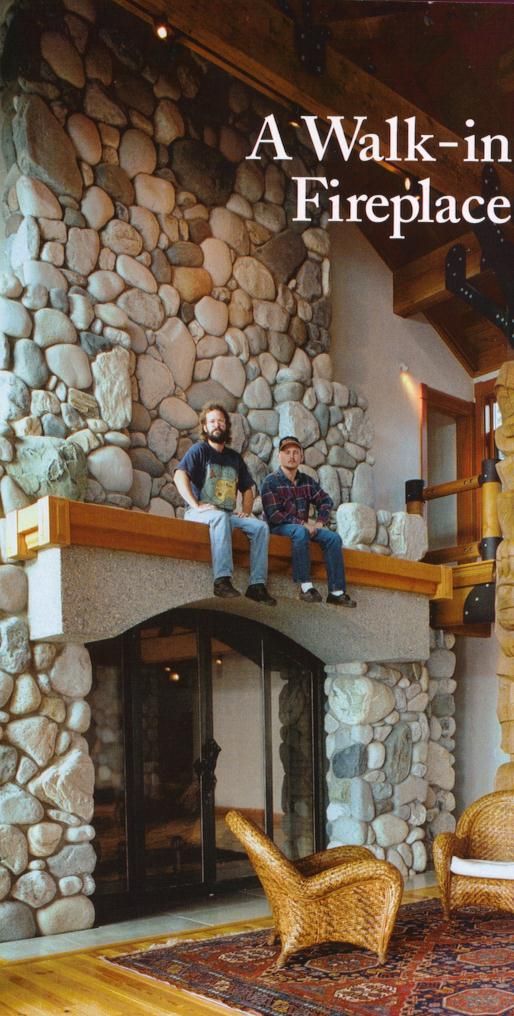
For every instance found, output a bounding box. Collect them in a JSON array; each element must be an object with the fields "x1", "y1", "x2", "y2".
[
  {"x1": 233, "y1": 510, "x2": 250, "y2": 517},
  {"x1": 306, "y1": 520, "x2": 324, "y2": 536},
  {"x1": 197, "y1": 502, "x2": 216, "y2": 511}
]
